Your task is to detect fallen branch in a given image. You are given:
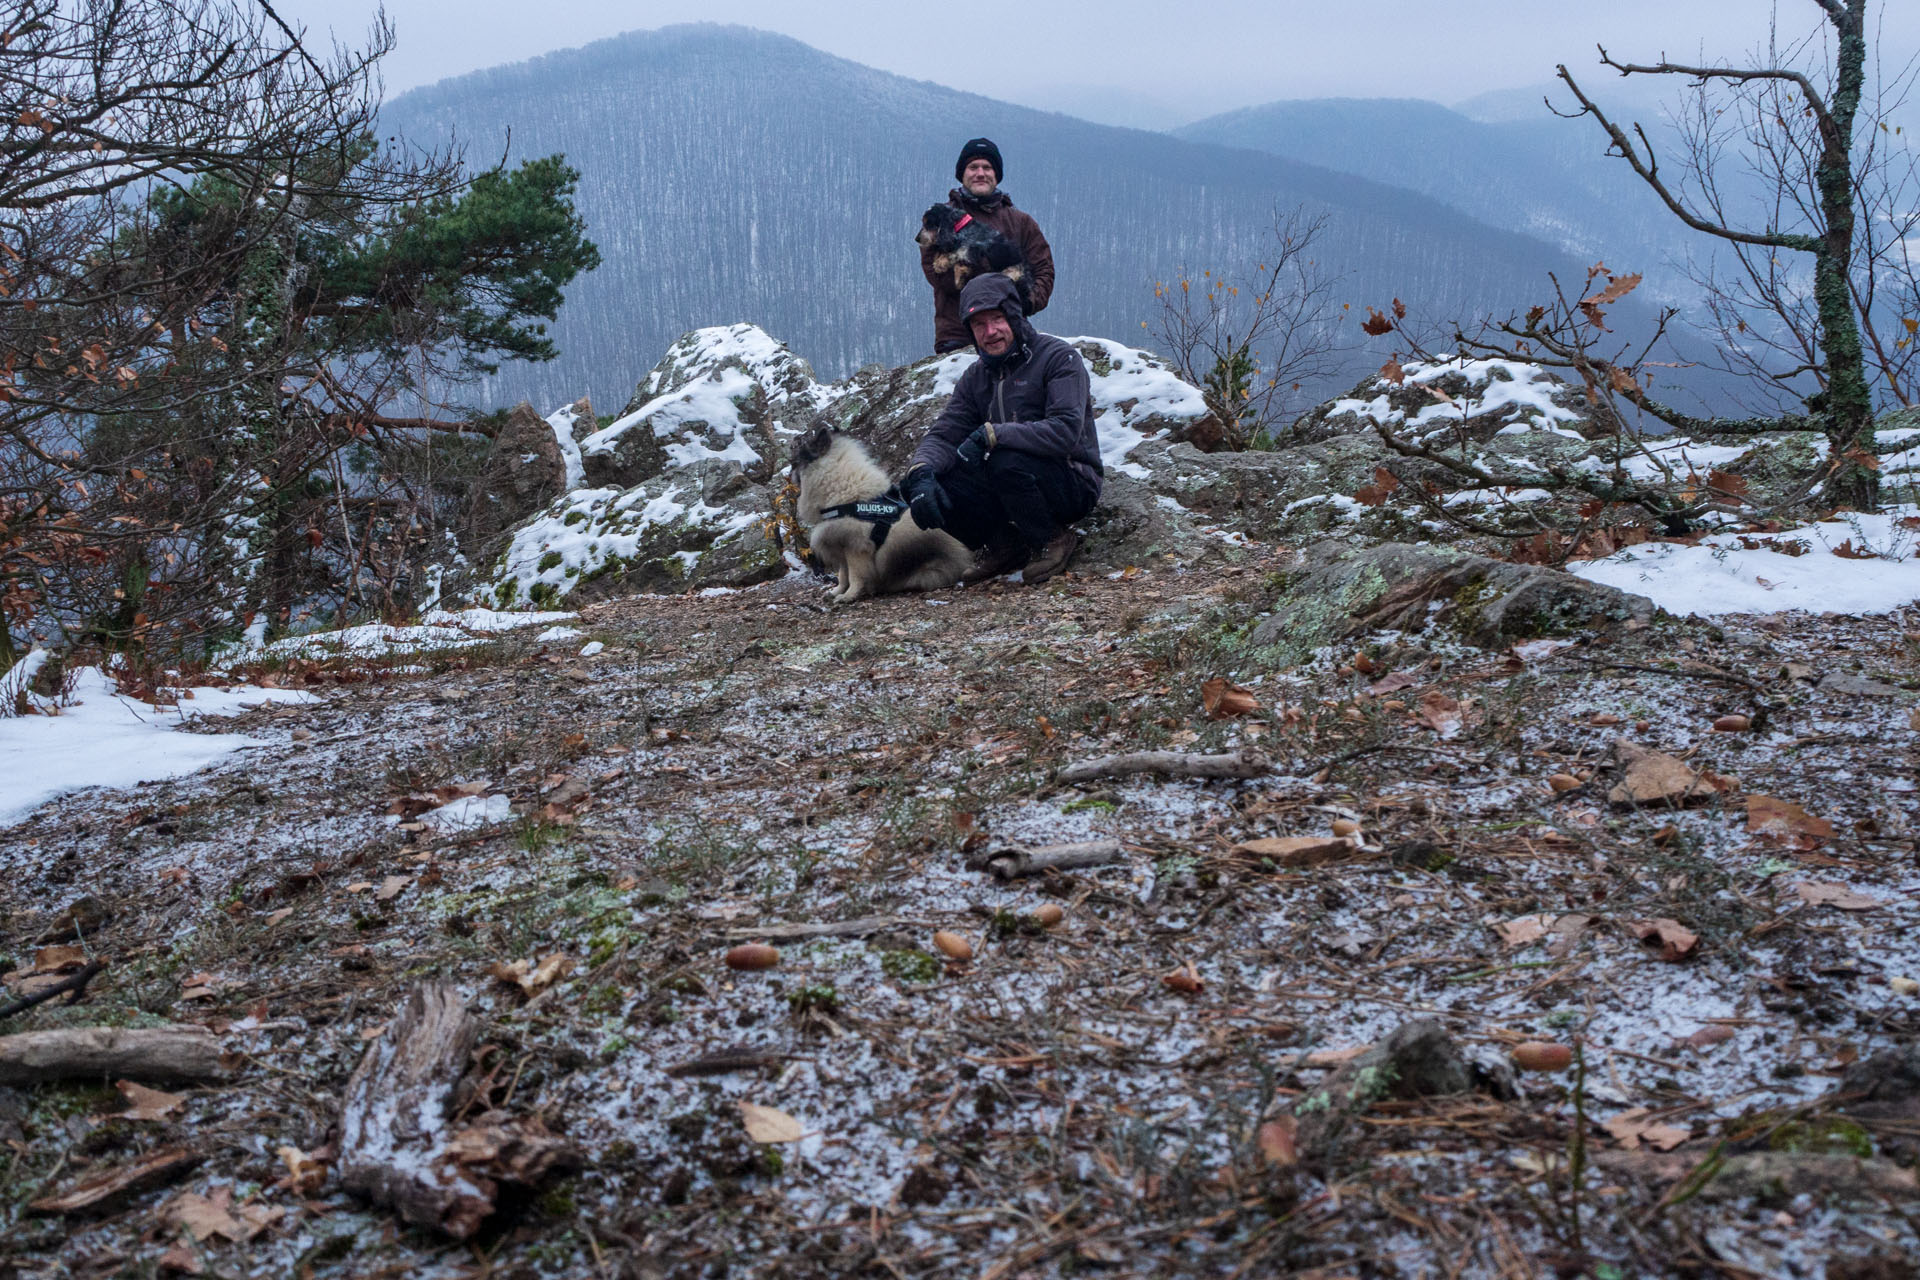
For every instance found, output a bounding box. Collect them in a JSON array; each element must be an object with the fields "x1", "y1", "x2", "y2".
[
  {"x1": 722, "y1": 915, "x2": 909, "y2": 942},
  {"x1": 27, "y1": 1146, "x2": 203, "y2": 1216},
  {"x1": 339, "y1": 982, "x2": 579, "y2": 1239},
  {"x1": 1056, "y1": 748, "x2": 1271, "y2": 786},
  {"x1": 979, "y1": 840, "x2": 1125, "y2": 881},
  {"x1": 0, "y1": 959, "x2": 103, "y2": 1022},
  {"x1": 0, "y1": 1024, "x2": 230, "y2": 1085}
]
